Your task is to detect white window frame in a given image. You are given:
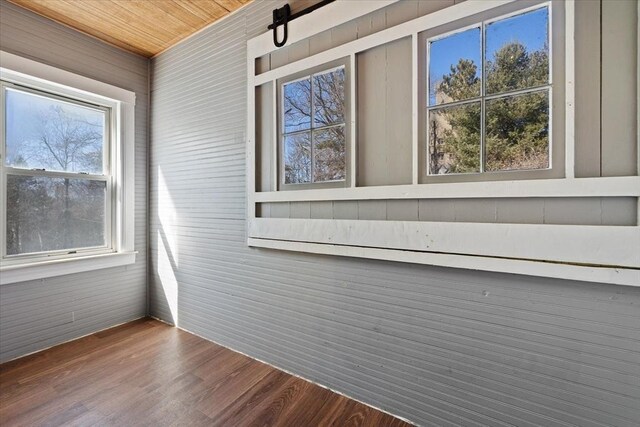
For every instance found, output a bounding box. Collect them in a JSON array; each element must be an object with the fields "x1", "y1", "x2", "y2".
[
  {"x1": 246, "y1": 0, "x2": 640, "y2": 286},
  {"x1": 0, "y1": 51, "x2": 136, "y2": 285},
  {"x1": 1, "y1": 82, "x2": 114, "y2": 262},
  {"x1": 425, "y1": 3, "x2": 553, "y2": 176}
]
